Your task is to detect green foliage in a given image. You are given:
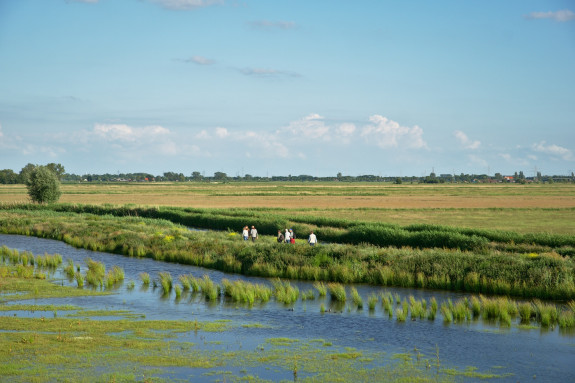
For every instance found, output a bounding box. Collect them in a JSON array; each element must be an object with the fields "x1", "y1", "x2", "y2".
[{"x1": 25, "y1": 166, "x2": 62, "y2": 204}]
